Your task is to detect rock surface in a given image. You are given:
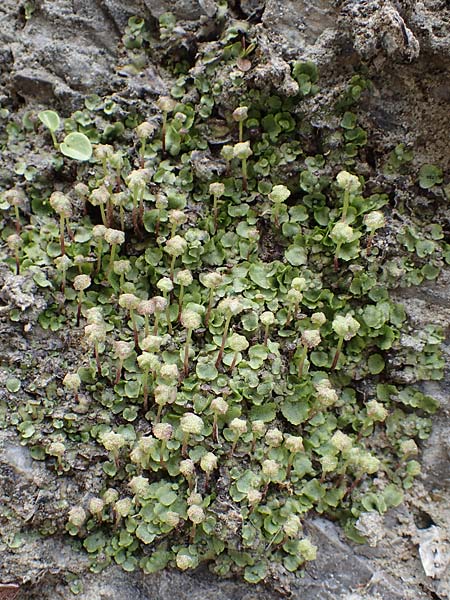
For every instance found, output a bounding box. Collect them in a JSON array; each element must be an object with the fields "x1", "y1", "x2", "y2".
[{"x1": 0, "y1": 1, "x2": 449, "y2": 599}]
